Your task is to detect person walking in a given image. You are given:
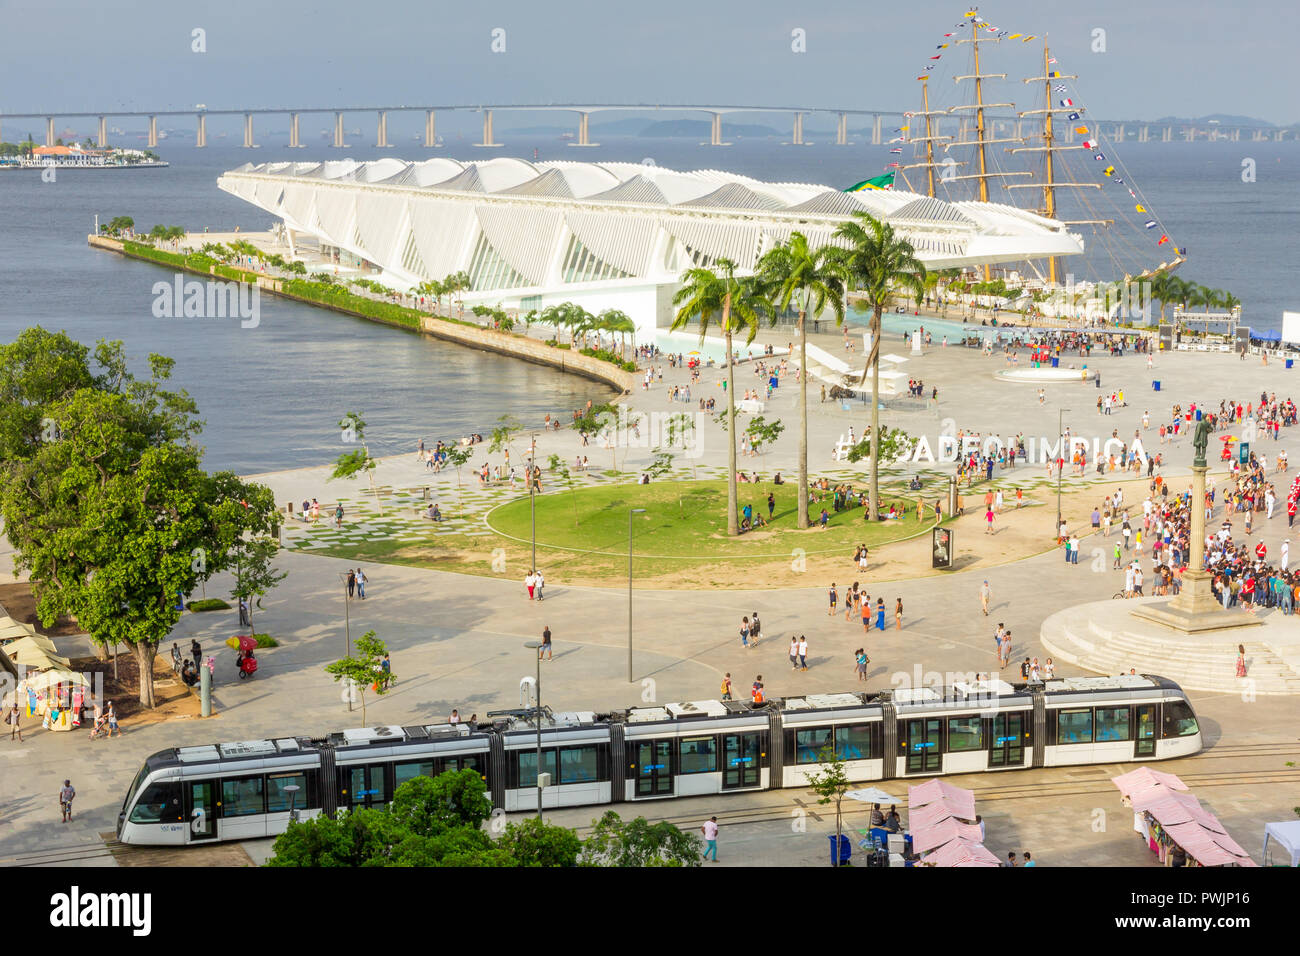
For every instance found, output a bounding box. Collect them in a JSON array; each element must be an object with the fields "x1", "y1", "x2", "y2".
[
  {"x1": 828, "y1": 583, "x2": 837, "y2": 616},
  {"x1": 540, "y1": 626, "x2": 552, "y2": 661},
  {"x1": 739, "y1": 617, "x2": 751, "y2": 649},
  {"x1": 534, "y1": 568, "x2": 545, "y2": 602},
  {"x1": 347, "y1": 568, "x2": 356, "y2": 599},
  {"x1": 797, "y1": 635, "x2": 809, "y2": 671},
  {"x1": 525, "y1": 570, "x2": 537, "y2": 601},
  {"x1": 875, "y1": 598, "x2": 886, "y2": 631},
  {"x1": 355, "y1": 568, "x2": 367, "y2": 600},
  {"x1": 105, "y1": 701, "x2": 120, "y2": 738},
  {"x1": 861, "y1": 596, "x2": 872, "y2": 633},
  {"x1": 895, "y1": 597, "x2": 903, "y2": 630},
  {"x1": 985, "y1": 505, "x2": 996, "y2": 534},
  {"x1": 334, "y1": 503, "x2": 344, "y2": 529},
  {"x1": 789, "y1": 636, "x2": 800, "y2": 671},
  {"x1": 749, "y1": 612, "x2": 761, "y2": 647},
  {"x1": 6, "y1": 701, "x2": 21, "y2": 742},
  {"x1": 59, "y1": 779, "x2": 75, "y2": 823},
  {"x1": 238, "y1": 598, "x2": 250, "y2": 628},
  {"x1": 1235, "y1": 644, "x2": 1247, "y2": 678},
  {"x1": 980, "y1": 580, "x2": 992, "y2": 616},
  {"x1": 854, "y1": 648, "x2": 869, "y2": 681},
  {"x1": 720, "y1": 672, "x2": 733, "y2": 700},
  {"x1": 701, "y1": 816, "x2": 719, "y2": 862},
  {"x1": 750, "y1": 676, "x2": 765, "y2": 704},
  {"x1": 1069, "y1": 533, "x2": 1080, "y2": 565},
  {"x1": 190, "y1": 638, "x2": 202, "y2": 670}
]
